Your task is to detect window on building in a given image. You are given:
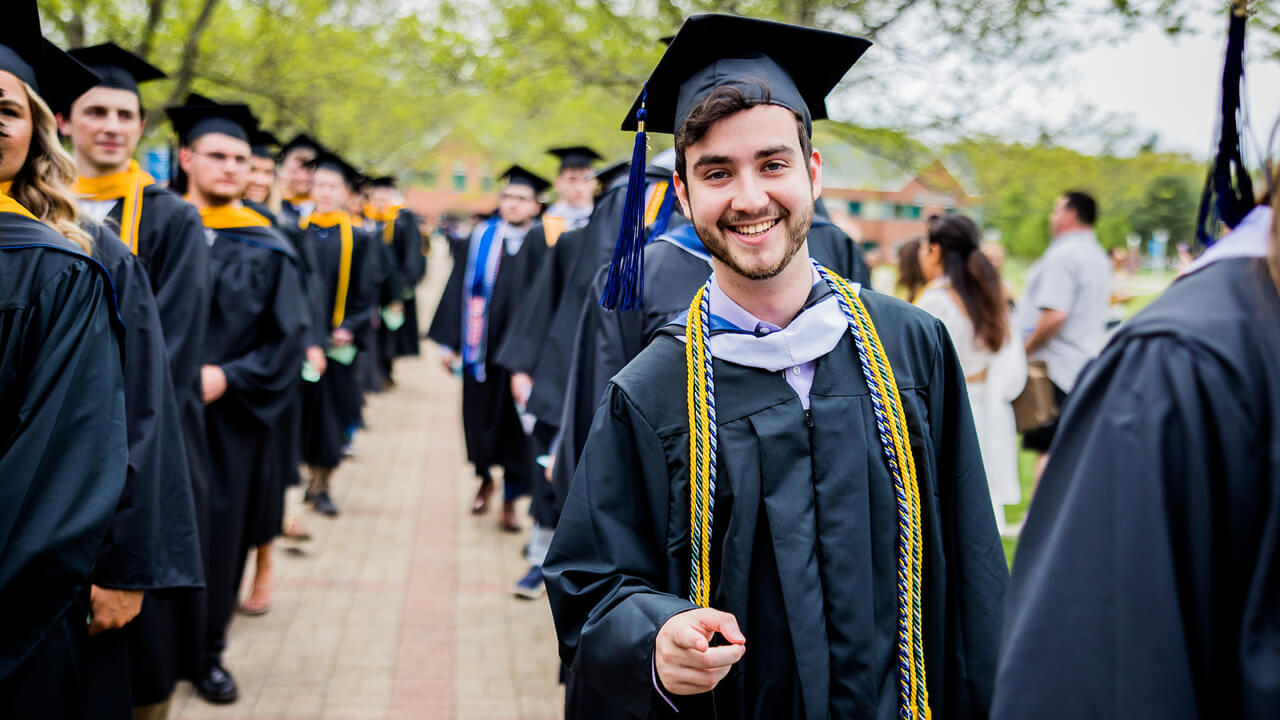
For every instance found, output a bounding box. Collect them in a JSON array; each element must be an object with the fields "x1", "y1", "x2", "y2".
[
  {"x1": 452, "y1": 163, "x2": 468, "y2": 191},
  {"x1": 893, "y1": 204, "x2": 923, "y2": 220},
  {"x1": 421, "y1": 169, "x2": 438, "y2": 187},
  {"x1": 847, "y1": 200, "x2": 863, "y2": 217}
]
